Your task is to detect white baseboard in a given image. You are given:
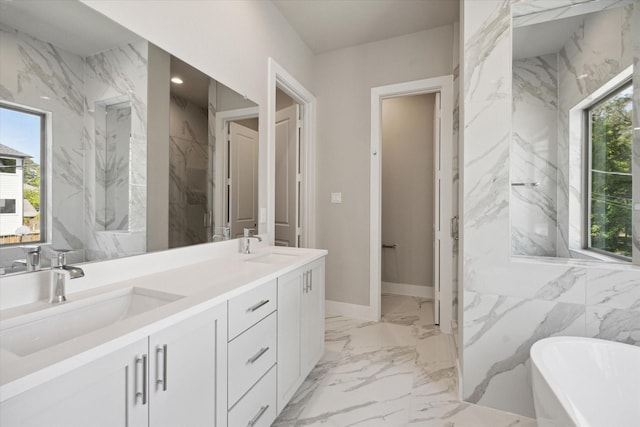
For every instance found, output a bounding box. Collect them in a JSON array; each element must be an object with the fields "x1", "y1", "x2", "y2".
[
  {"x1": 382, "y1": 282, "x2": 433, "y2": 299},
  {"x1": 325, "y1": 299, "x2": 376, "y2": 321}
]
